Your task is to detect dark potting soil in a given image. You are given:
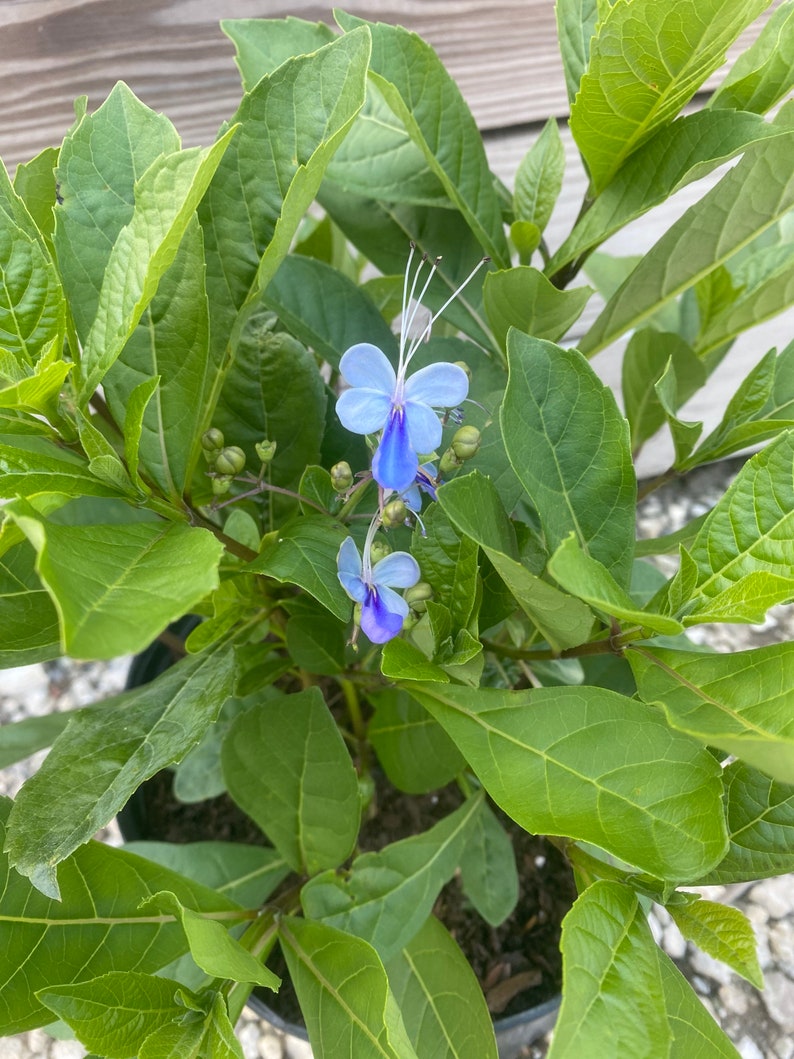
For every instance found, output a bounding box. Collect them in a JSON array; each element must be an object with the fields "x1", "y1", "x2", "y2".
[{"x1": 127, "y1": 769, "x2": 576, "y2": 1025}]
